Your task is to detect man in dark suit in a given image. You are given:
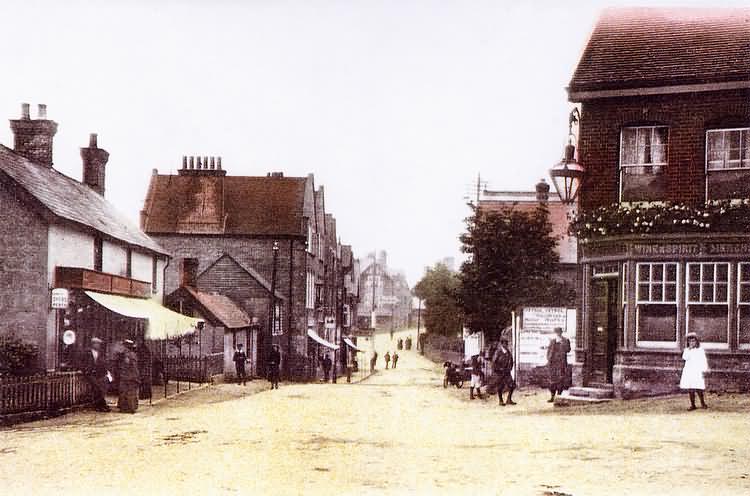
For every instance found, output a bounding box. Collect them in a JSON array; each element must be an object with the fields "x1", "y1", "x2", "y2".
[
  {"x1": 233, "y1": 343, "x2": 248, "y2": 385},
  {"x1": 80, "y1": 337, "x2": 110, "y2": 412},
  {"x1": 321, "y1": 353, "x2": 332, "y2": 382},
  {"x1": 492, "y1": 338, "x2": 516, "y2": 406},
  {"x1": 547, "y1": 327, "x2": 572, "y2": 402},
  {"x1": 268, "y1": 344, "x2": 281, "y2": 389}
]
